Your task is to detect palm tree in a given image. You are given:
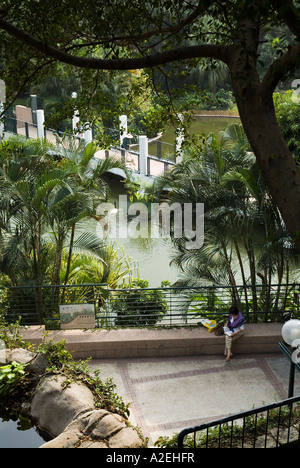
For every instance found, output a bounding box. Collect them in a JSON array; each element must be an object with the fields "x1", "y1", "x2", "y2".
[
  {"x1": 154, "y1": 124, "x2": 299, "y2": 318},
  {"x1": 52, "y1": 135, "x2": 129, "y2": 288},
  {"x1": 60, "y1": 241, "x2": 137, "y2": 288},
  {"x1": 0, "y1": 136, "x2": 132, "y2": 323},
  {"x1": 0, "y1": 140, "x2": 73, "y2": 321}
]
